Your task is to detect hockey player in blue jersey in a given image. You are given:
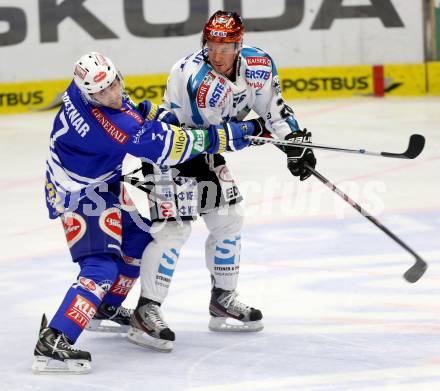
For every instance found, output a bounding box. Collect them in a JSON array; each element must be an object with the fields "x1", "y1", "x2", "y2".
[
  {"x1": 32, "y1": 51, "x2": 260, "y2": 374},
  {"x1": 129, "y1": 11, "x2": 318, "y2": 352}
]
